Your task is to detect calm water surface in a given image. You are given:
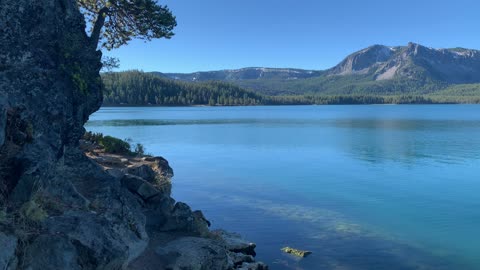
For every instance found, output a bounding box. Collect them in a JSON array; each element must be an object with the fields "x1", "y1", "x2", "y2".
[{"x1": 87, "y1": 105, "x2": 480, "y2": 270}]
